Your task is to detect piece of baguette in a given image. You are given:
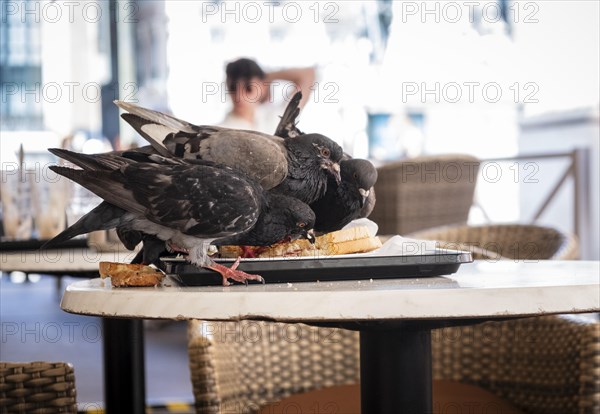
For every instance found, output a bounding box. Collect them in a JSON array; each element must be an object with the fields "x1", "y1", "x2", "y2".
[
  {"x1": 219, "y1": 226, "x2": 381, "y2": 259},
  {"x1": 99, "y1": 261, "x2": 164, "y2": 287}
]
